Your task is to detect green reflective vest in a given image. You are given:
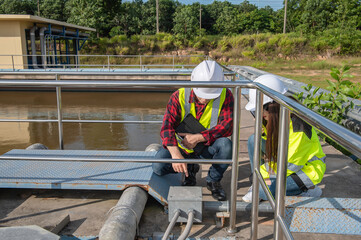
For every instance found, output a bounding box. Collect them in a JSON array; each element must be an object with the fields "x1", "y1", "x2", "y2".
[
  {"x1": 260, "y1": 116, "x2": 326, "y2": 188},
  {"x1": 176, "y1": 88, "x2": 227, "y2": 153}
]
